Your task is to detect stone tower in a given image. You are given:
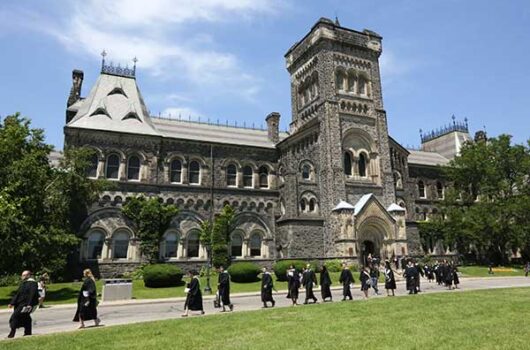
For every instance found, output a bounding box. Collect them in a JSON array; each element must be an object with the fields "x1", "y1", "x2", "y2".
[{"x1": 277, "y1": 18, "x2": 398, "y2": 261}]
